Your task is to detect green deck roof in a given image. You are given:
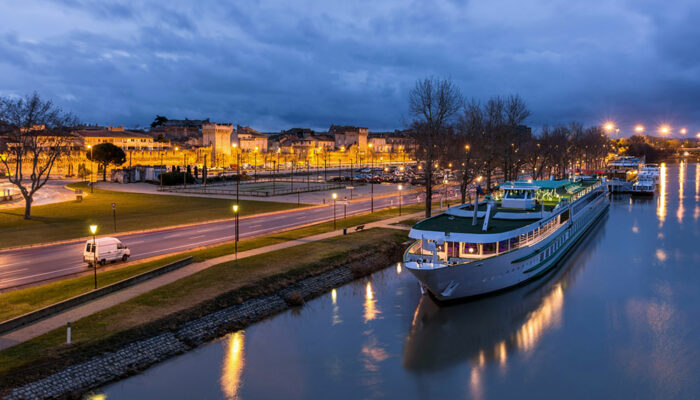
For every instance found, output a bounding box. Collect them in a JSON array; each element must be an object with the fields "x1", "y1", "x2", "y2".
[
  {"x1": 412, "y1": 214, "x2": 539, "y2": 234},
  {"x1": 501, "y1": 179, "x2": 571, "y2": 189}
]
